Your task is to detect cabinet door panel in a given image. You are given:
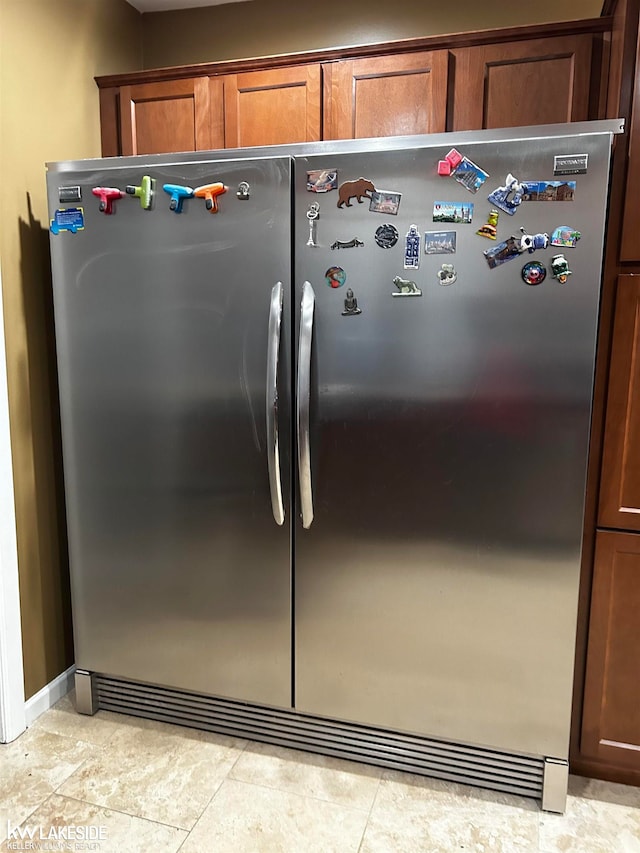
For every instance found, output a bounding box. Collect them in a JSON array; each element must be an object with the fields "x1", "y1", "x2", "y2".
[
  {"x1": 120, "y1": 78, "x2": 222, "y2": 156},
  {"x1": 599, "y1": 276, "x2": 640, "y2": 530},
  {"x1": 581, "y1": 531, "x2": 640, "y2": 769},
  {"x1": 223, "y1": 65, "x2": 321, "y2": 147},
  {"x1": 324, "y1": 52, "x2": 447, "y2": 140},
  {"x1": 451, "y1": 36, "x2": 593, "y2": 130}
]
